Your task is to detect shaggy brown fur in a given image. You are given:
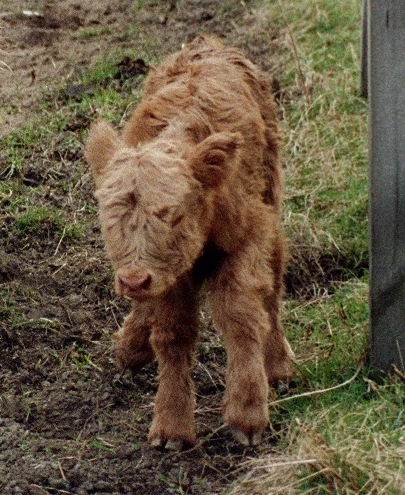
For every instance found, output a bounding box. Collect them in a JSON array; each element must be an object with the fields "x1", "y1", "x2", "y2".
[{"x1": 85, "y1": 35, "x2": 293, "y2": 449}]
